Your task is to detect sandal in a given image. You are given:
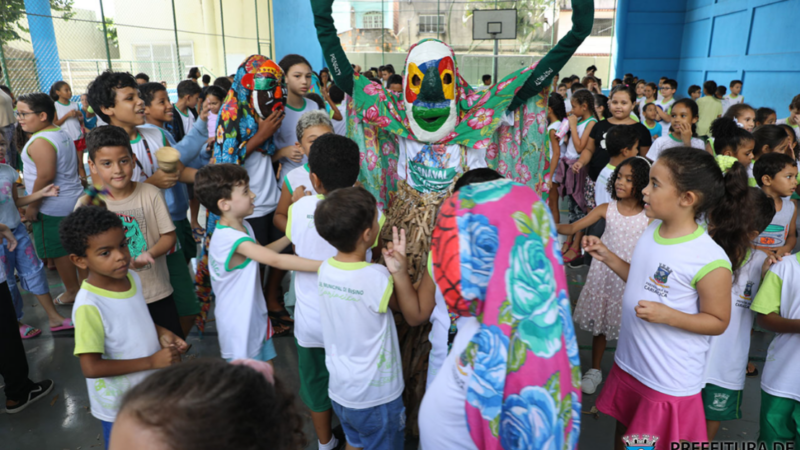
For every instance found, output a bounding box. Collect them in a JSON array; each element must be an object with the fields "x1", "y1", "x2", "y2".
[
  {"x1": 50, "y1": 318, "x2": 74, "y2": 332},
  {"x1": 746, "y1": 362, "x2": 759, "y2": 378},
  {"x1": 192, "y1": 227, "x2": 205, "y2": 243},
  {"x1": 19, "y1": 324, "x2": 42, "y2": 339},
  {"x1": 53, "y1": 293, "x2": 74, "y2": 306},
  {"x1": 563, "y1": 245, "x2": 582, "y2": 263},
  {"x1": 268, "y1": 310, "x2": 294, "y2": 337}
]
